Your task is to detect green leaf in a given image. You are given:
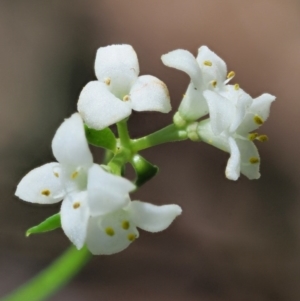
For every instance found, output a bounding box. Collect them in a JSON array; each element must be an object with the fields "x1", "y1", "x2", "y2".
[
  {"x1": 85, "y1": 125, "x2": 117, "y2": 151},
  {"x1": 131, "y1": 154, "x2": 159, "y2": 187},
  {"x1": 26, "y1": 213, "x2": 61, "y2": 237}
]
